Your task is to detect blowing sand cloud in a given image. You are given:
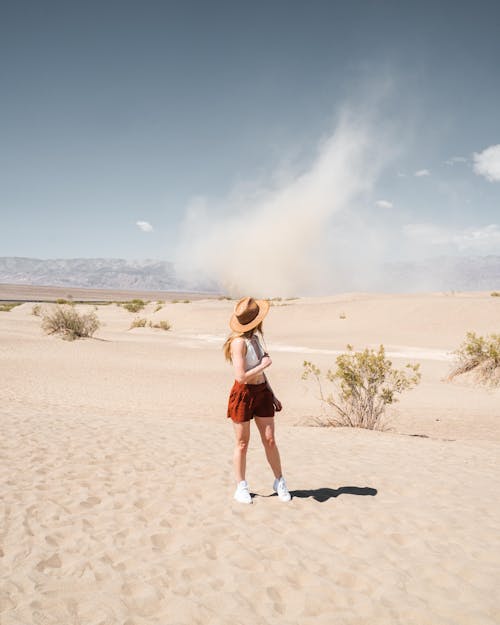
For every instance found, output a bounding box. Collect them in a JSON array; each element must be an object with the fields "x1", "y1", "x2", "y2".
[{"x1": 175, "y1": 112, "x2": 395, "y2": 297}]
